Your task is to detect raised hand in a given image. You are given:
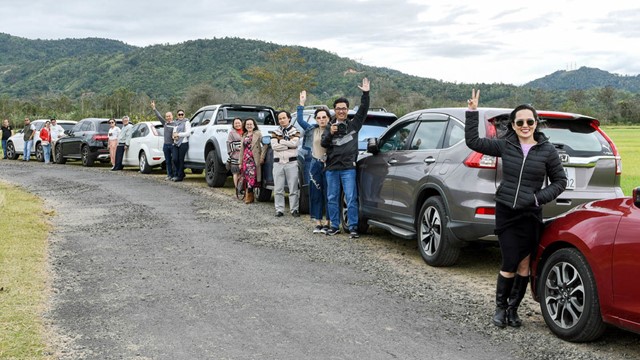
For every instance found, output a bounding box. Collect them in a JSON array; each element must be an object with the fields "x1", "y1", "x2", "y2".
[
  {"x1": 468, "y1": 89, "x2": 480, "y2": 110},
  {"x1": 299, "y1": 90, "x2": 306, "y2": 106},
  {"x1": 358, "y1": 78, "x2": 370, "y2": 92},
  {"x1": 151, "y1": 100, "x2": 156, "y2": 110}
]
